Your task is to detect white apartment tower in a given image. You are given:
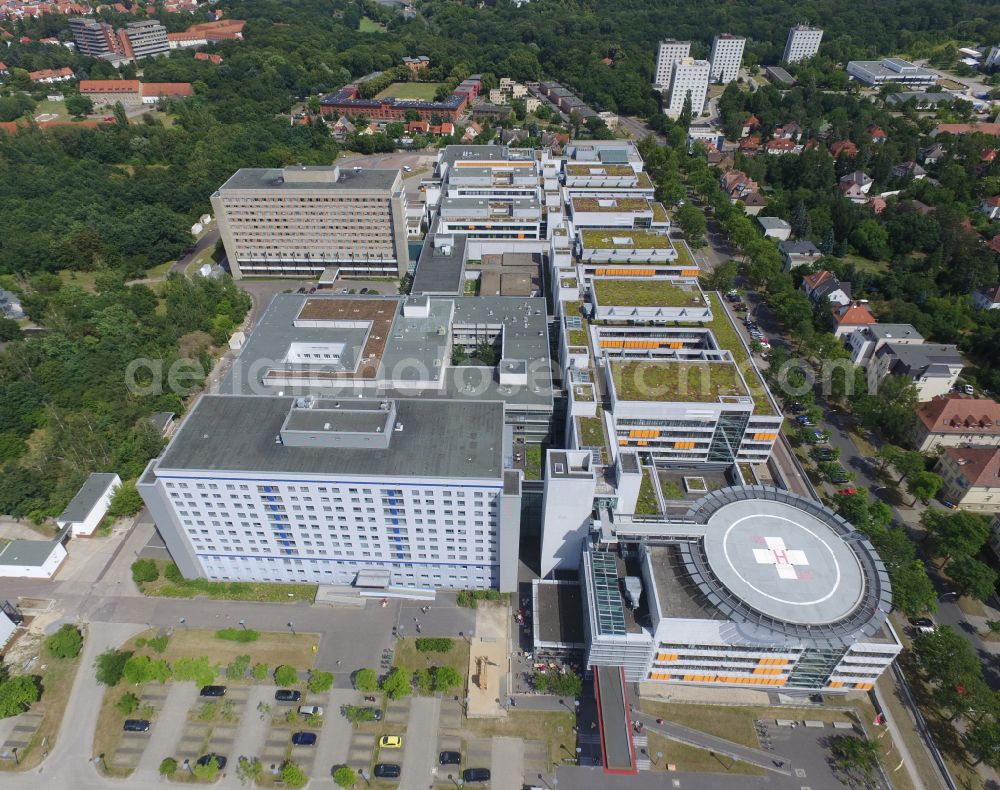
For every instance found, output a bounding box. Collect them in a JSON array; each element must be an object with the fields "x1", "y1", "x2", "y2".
[
  {"x1": 783, "y1": 25, "x2": 823, "y2": 64},
  {"x1": 710, "y1": 34, "x2": 746, "y2": 83},
  {"x1": 666, "y1": 58, "x2": 710, "y2": 117},
  {"x1": 654, "y1": 39, "x2": 690, "y2": 90}
]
